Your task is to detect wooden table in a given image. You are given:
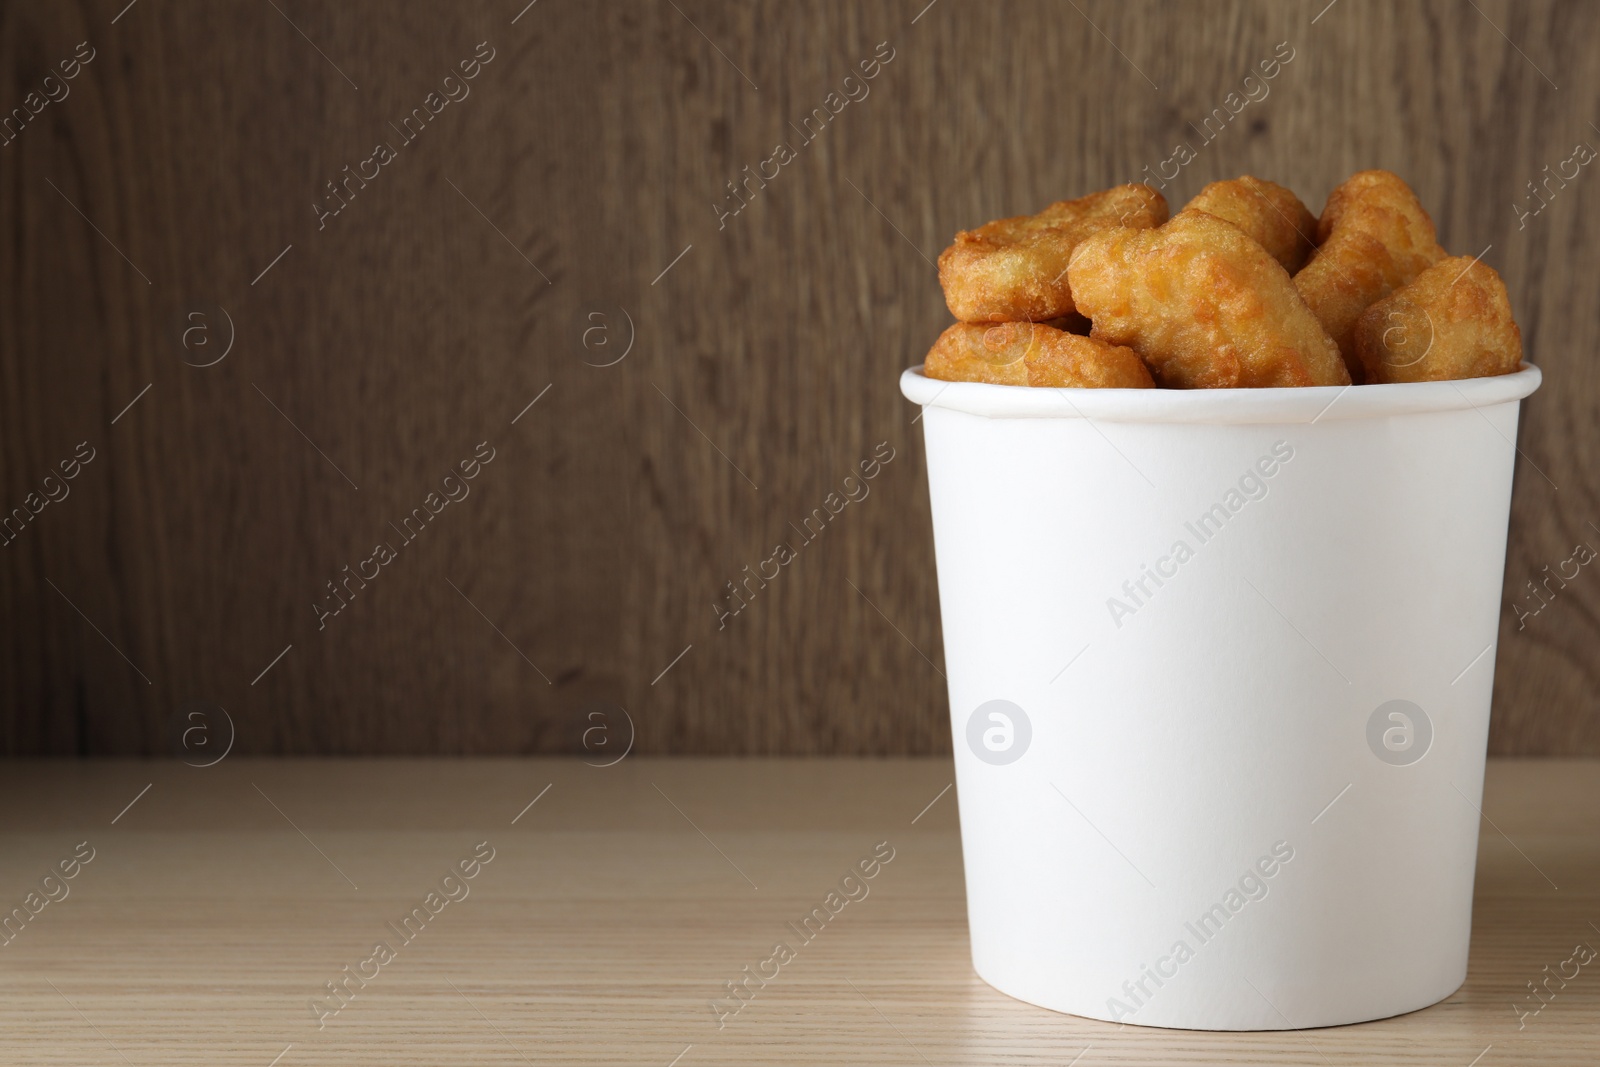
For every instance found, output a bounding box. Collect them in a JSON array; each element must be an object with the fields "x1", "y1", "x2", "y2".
[{"x1": 1, "y1": 758, "x2": 1594, "y2": 1065}]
